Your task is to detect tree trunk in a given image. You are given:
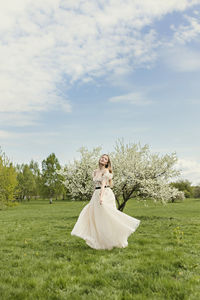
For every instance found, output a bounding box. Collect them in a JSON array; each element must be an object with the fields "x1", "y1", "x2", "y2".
[
  {"x1": 118, "y1": 186, "x2": 137, "y2": 211},
  {"x1": 115, "y1": 196, "x2": 120, "y2": 208},
  {"x1": 118, "y1": 201, "x2": 127, "y2": 211}
]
